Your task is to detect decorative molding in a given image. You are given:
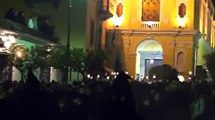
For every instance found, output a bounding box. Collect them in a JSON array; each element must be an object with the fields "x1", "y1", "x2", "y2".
[
  {"x1": 110, "y1": 29, "x2": 198, "y2": 36},
  {"x1": 129, "y1": 53, "x2": 137, "y2": 56},
  {"x1": 169, "y1": 40, "x2": 193, "y2": 47},
  {"x1": 123, "y1": 40, "x2": 130, "y2": 46}
]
